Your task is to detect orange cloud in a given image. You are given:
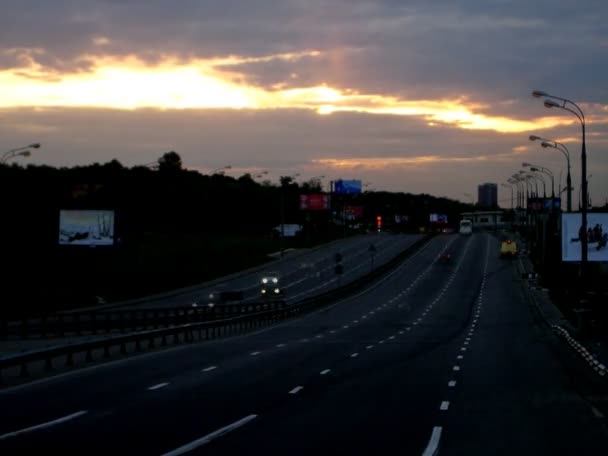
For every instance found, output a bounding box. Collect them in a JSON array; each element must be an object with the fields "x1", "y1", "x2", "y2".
[{"x1": 0, "y1": 50, "x2": 591, "y2": 133}]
